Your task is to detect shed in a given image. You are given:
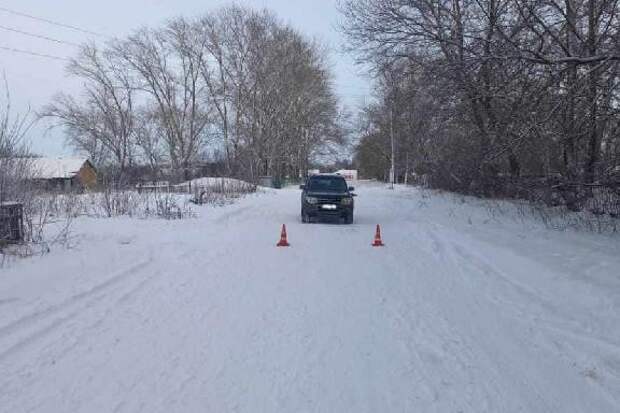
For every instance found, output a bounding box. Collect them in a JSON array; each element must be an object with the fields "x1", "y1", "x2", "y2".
[{"x1": 29, "y1": 158, "x2": 98, "y2": 191}]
